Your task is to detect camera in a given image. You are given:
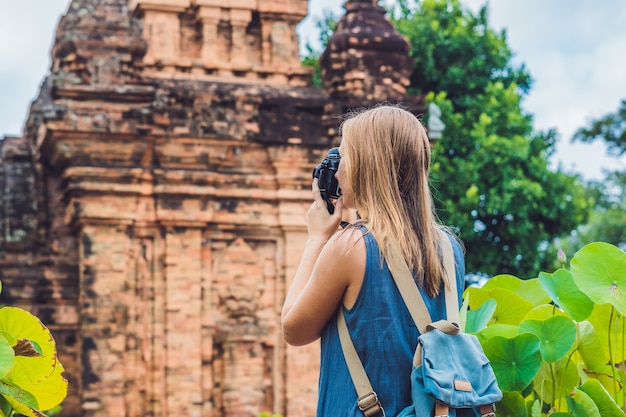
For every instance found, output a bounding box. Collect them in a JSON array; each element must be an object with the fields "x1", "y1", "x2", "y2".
[{"x1": 313, "y1": 147, "x2": 342, "y2": 213}]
